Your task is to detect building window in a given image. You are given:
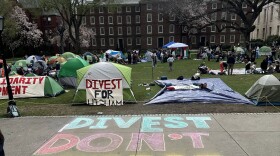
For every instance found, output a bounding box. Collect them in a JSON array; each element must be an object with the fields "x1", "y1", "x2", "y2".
[
  {"x1": 230, "y1": 35, "x2": 235, "y2": 43},
  {"x1": 212, "y1": 3, "x2": 217, "y2": 9},
  {"x1": 99, "y1": 16, "x2": 104, "y2": 24},
  {"x1": 147, "y1": 25, "x2": 152, "y2": 34},
  {"x1": 240, "y1": 35, "x2": 244, "y2": 43},
  {"x1": 136, "y1": 26, "x2": 141, "y2": 34},
  {"x1": 201, "y1": 27, "x2": 206, "y2": 32},
  {"x1": 262, "y1": 28, "x2": 265, "y2": 39},
  {"x1": 127, "y1": 38, "x2": 132, "y2": 45},
  {"x1": 169, "y1": 36, "x2": 174, "y2": 42},
  {"x1": 117, "y1": 16, "x2": 122, "y2": 24},
  {"x1": 221, "y1": 12, "x2": 227, "y2": 20},
  {"x1": 109, "y1": 38, "x2": 114, "y2": 46},
  {"x1": 211, "y1": 13, "x2": 217, "y2": 21},
  {"x1": 264, "y1": 9, "x2": 267, "y2": 22},
  {"x1": 257, "y1": 29, "x2": 259, "y2": 38},
  {"x1": 210, "y1": 35, "x2": 215, "y2": 43},
  {"x1": 277, "y1": 25, "x2": 280, "y2": 35},
  {"x1": 231, "y1": 13, "x2": 236, "y2": 20},
  {"x1": 147, "y1": 13, "x2": 152, "y2": 22},
  {"x1": 108, "y1": 16, "x2": 113, "y2": 24},
  {"x1": 90, "y1": 8, "x2": 95, "y2": 13},
  {"x1": 158, "y1": 4, "x2": 163, "y2": 10},
  {"x1": 230, "y1": 24, "x2": 235, "y2": 32},
  {"x1": 169, "y1": 14, "x2": 175, "y2": 21},
  {"x1": 127, "y1": 26, "x2": 132, "y2": 35},
  {"x1": 100, "y1": 27, "x2": 105, "y2": 35},
  {"x1": 147, "y1": 37, "x2": 152, "y2": 45},
  {"x1": 158, "y1": 25, "x2": 163, "y2": 33},
  {"x1": 92, "y1": 27, "x2": 96, "y2": 34},
  {"x1": 158, "y1": 13, "x2": 163, "y2": 22},
  {"x1": 126, "y1": 6, "x2": 131, "y2": 12},
  {"x1": 191, "y1": 36, "x2": 196, "y2": 44},
  {"x1": 221, "y1": 24, "x2": 226, "y2": 32},
  {"x1": 118, "y1": 27, "x2": 123, "y2": 35},
  {"x1": 99, "y1": 7, "x2": 104, "y2": 13},
  {"x1": 109, "y1": 27, "x2": 114, "y2": 35},
  {"x1": 136, "y1": 37, "x2": 141, "y2": 45},
  {"x1": 136, "y1": 15, "x2": 140, "y2": 23},
  {"x1": 269, "y1": 27, "x2": 272, "y2": 36},
  {"x1": 117, "y1": 7, "x2": 122, "y2": 13},
  {"x1": 92, "y1": 38, "x2": 96, "y2": 46},
  {"x1": 271, "y1": 6, "x2": 274, "y2": 21},
  {"x1": 169, "y1": 24, "x2": 175, "y2": 33},
  {"x1": 82, "y1": 17, "x2": 86, "y2": 25},
  {"x1": 242, "y1": 3, "x2": 247, "y2": 8},
  {"x1": 108, "y1": 7, "x2": 112, "y2": 13},
  {"x1": 90, "y1": 16, "x2": 95, "y2": 25},
  {"x1": 101, "y1": 38, "x2": 105, "y2": 46},
  {"x1": 126, "y1": 15, "x2": 131, "y2": 24},
  {"x1": 135, "y1": 6, "x2": 140, "y2": 12},
  {"x1": 220, "y1": 35, "x2": 225, "y2": 43},
  {"x1": 147, "y1": 4, "x2": 152, "y2": 10},
  {"x1": 211, "y1": 25, "x2": 216, "y2": 32}
]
